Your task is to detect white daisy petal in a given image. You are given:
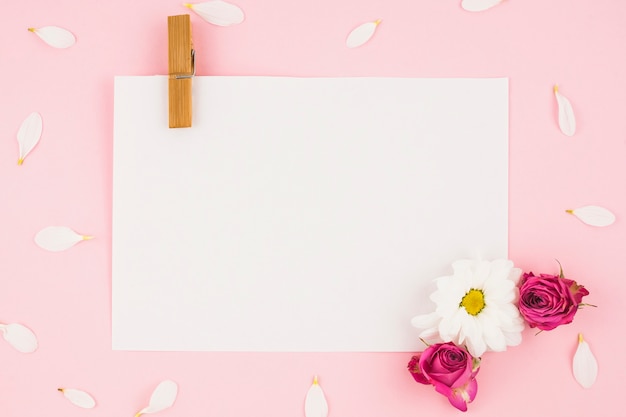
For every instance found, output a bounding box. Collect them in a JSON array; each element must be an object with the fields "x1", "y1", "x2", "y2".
[
  {"x1": 435, "y1": 297, "x2": 461, "y2": 318},
  {"x1": 483, "y1": 278, "x2": 515, "y2": 303},
  {"x1": 482, "y1": 321, "x2": 506, "y2": 352},
  {"x1": 59, "y1": 388, "x2": 96, "y2": 408},
  {"x1": 17, "y1": 112, "x2": 43, "y2": 165},
  {"x1": 469, "y1": 260, "x2": 491, "y2": 287},
  {"x1": 304, "y1": 376, "x2": 328, "y2": 417},
  {"x1": 554, "y1": 85, "x2": 576, "y2": 136},
  {"x1": 460, "y1": 313, "x2": 487, "y2": 357},
  {"x1": 451, "y1": 259, "x2": 473, "y2": 276},
  {"x1": 502, "y1": 329, "x2": 523, "y2": 346},
  {"x1": 438, "y1": 309, "x2": 464, "y2": 342},
  {"x1": 35, "y1": 226, "x2": 93, "y2": 252},
  {"x1": 489, "y1": 259, "x2": 515, "y2": 279},
  {"x1": 346, "y1": 20, "x2": 381, "y2": 48},
  {"x1": 461, "y1": 0, "x2": 503, "y2": 12},
  {"x1": 567, "y1": 205, "x2": 615, "y2": 227},
  {"x1": 507, "y1": 267, "x2": 523, "y2": 286},
  {"x1": 498, "y1": 302, "x2": 523, "y2": 320},
  {"x1": 0, "y1": 323, "x2": 38, "y2": 353},
  {"x1": 435, "y1": 274, "x2": 456, "y2": 291},
  {"x1": 573, "y1": 334, "x2": 598, "y2": 388},
  {"x1": 411, "y1": 312, "x2": 440, "y2": 330},
  {"x1": 28, "y1": 26, "x2": 76, "y2": 48},
  {"x1": 135, "y1": 380, "x2": 178, "y2": 416},
  {"x1": 185, "y1": 1, "x2": 245, "y2": 27},
  {"x1": 418, "y1": 328, "x2": 443, "y2": 343}
]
